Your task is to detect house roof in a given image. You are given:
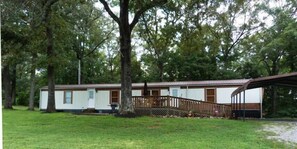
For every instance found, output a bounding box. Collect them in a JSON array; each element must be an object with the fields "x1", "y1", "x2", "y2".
[
  {"x1": 231, "y1": 72, "x2": 297, "y2": 97},
  {"x1": 40, "y1": 79, "x2": 250, "y2": 90}
]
